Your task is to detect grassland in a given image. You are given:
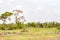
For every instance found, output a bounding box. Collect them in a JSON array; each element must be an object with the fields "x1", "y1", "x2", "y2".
[{"x1": 0, "y1": 28, "x2": 60, "y2": 40}]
